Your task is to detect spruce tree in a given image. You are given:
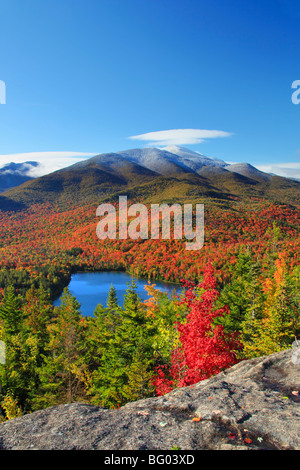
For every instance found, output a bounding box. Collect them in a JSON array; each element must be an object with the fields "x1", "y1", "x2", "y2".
[
  {"x1": 90, "y1": 281, "x2": 158, "y2": 408},
  {"x1": 0, "y1": 286, "x2": 40, "y2": 413},
  {"x1": 0, "y1": 285, "x2": 23, "y2": 335},
  {"x1": 34, "y1": 288, "x2": 89, "y2": 408},
  {"x1": 107, "y1": 284, "x2": 119, "y2": 310},
  {"x1": 217, "y1": 247, "x2": 264, "y2": 335}
]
